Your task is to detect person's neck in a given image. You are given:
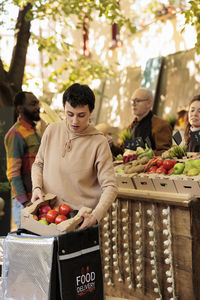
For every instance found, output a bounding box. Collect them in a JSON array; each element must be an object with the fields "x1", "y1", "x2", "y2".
[
  {"x1": 190, "y1": 126, "x2": 200, "y2": 132},
  {"x1": 135, "y1": 110, "x2": 151, "y2": 122},
  {"x1": 20, "y1": 116, "x2": 35, "y2": 127}
]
